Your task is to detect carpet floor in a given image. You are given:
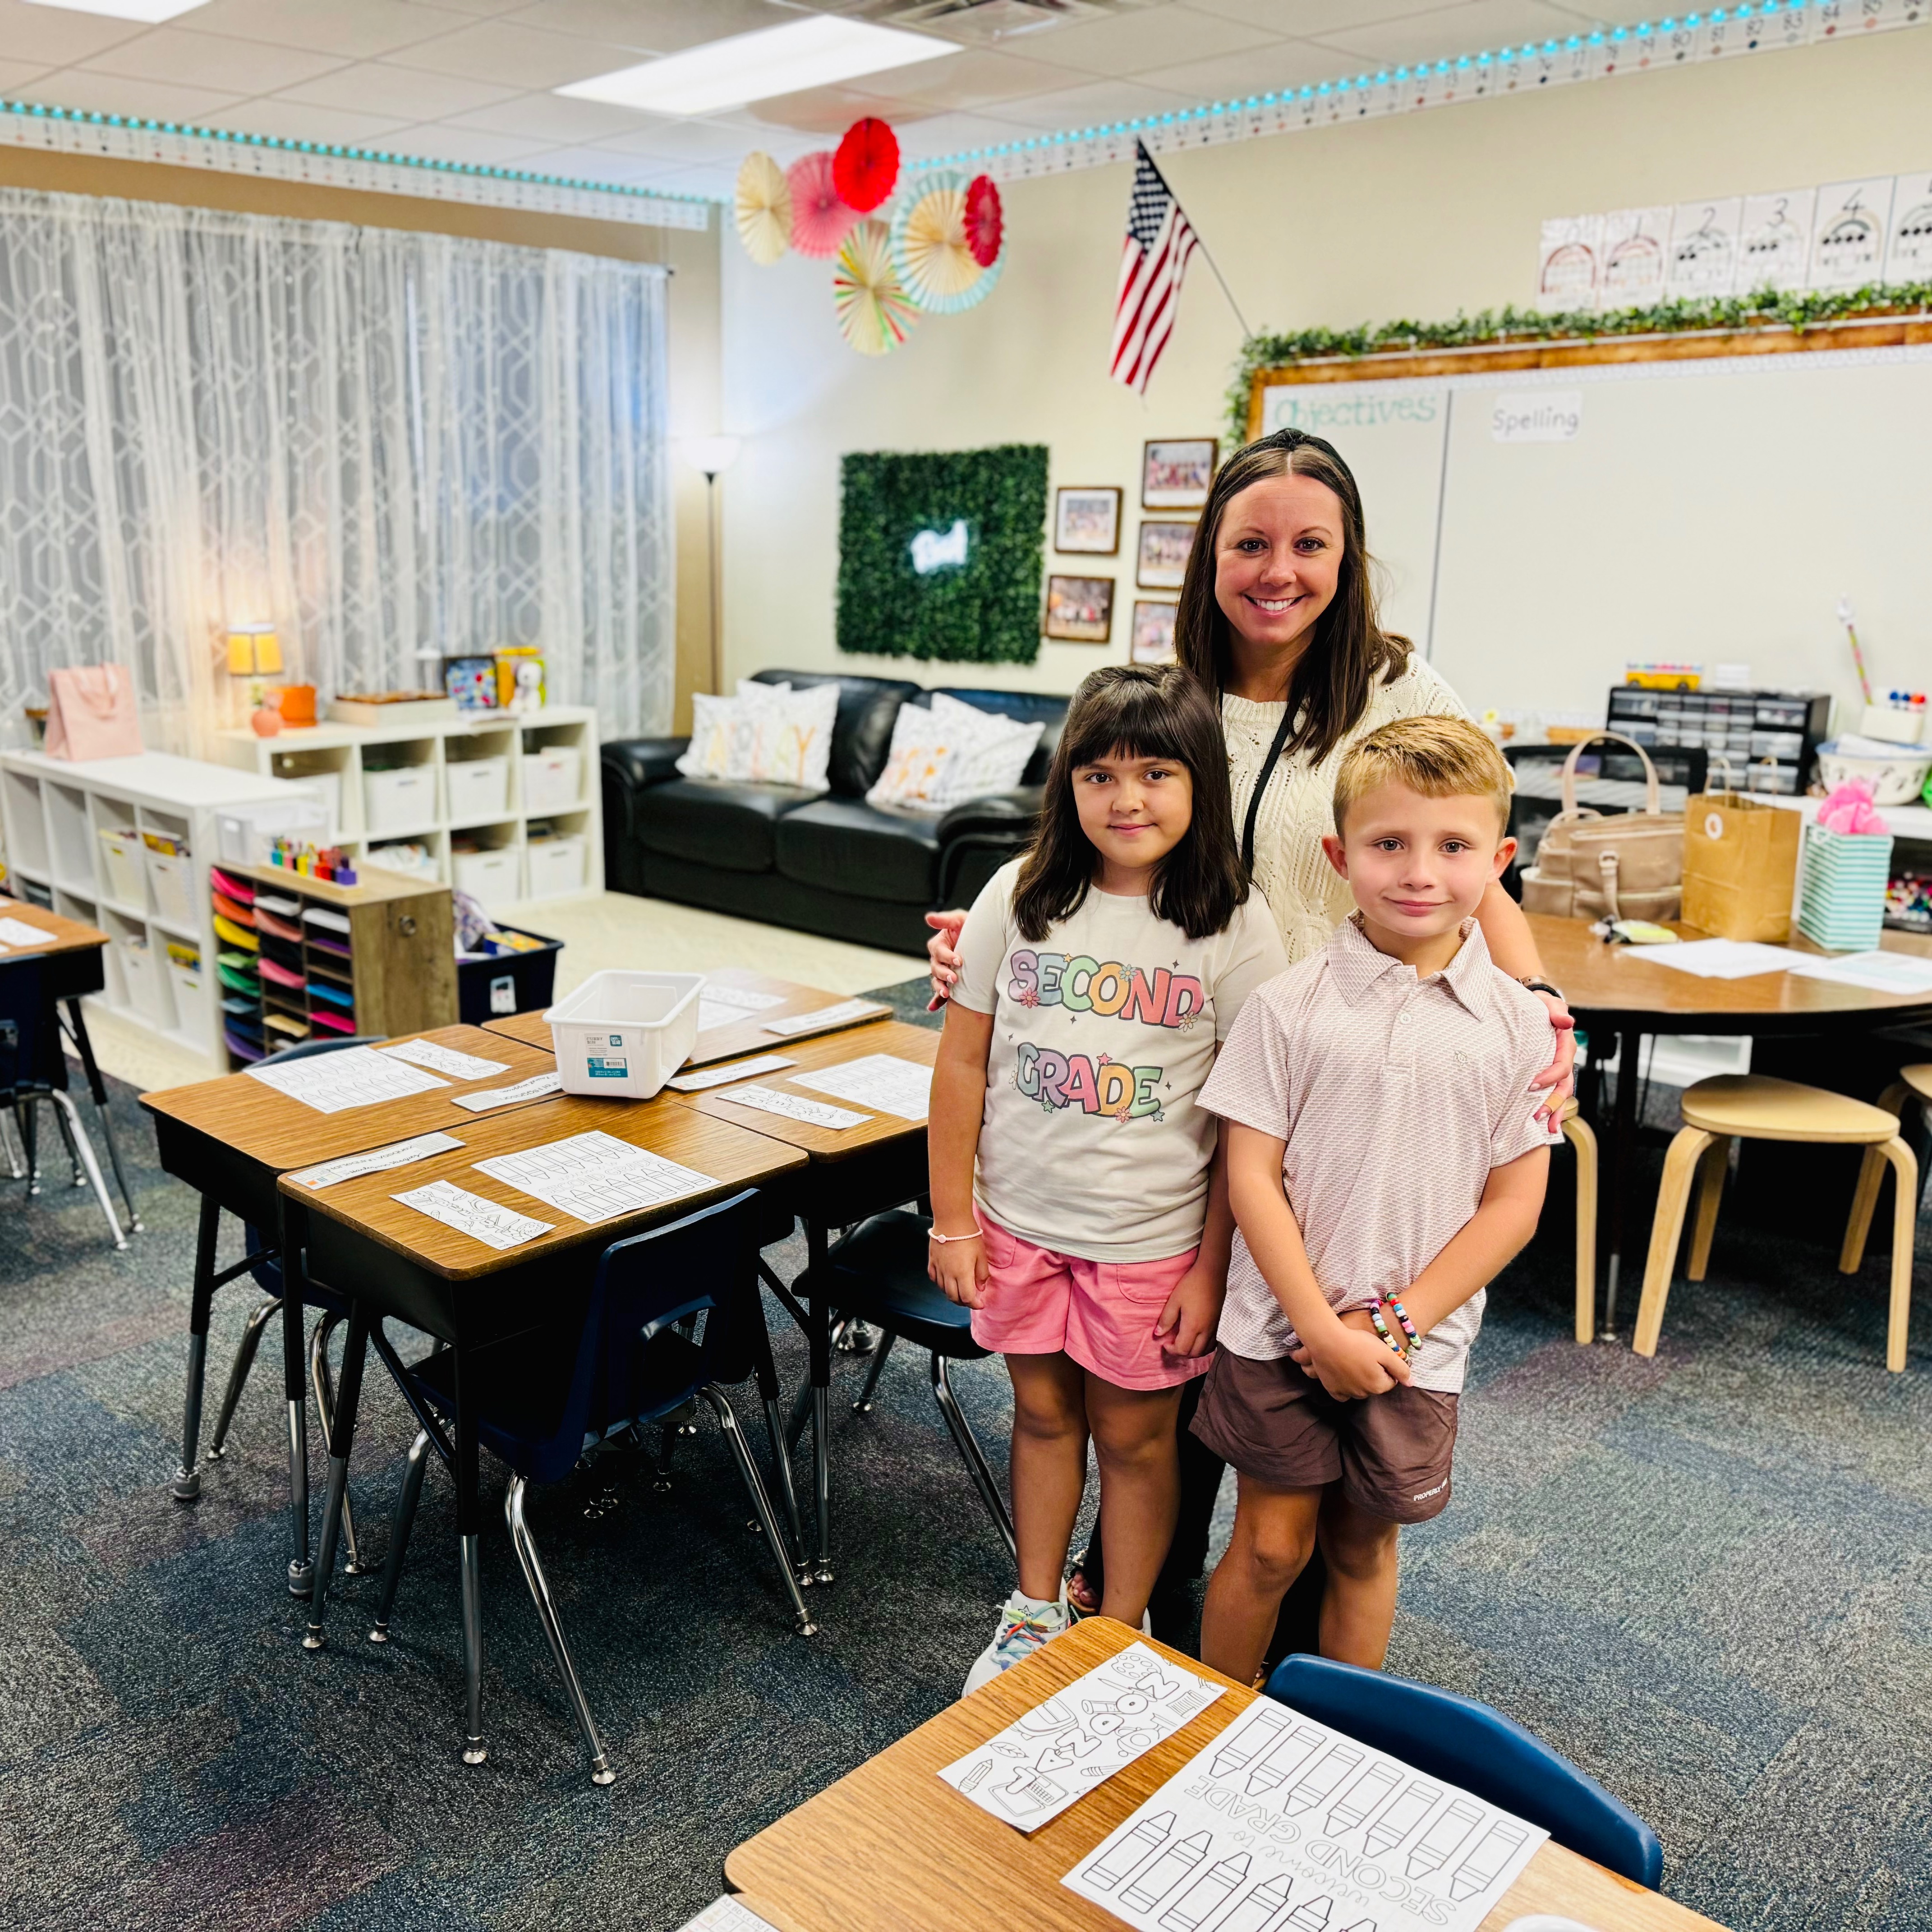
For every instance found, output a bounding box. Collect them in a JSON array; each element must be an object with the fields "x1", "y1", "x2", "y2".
[{"x1": 2, "y1": 998, "x2": 1929, "y2": 1932}]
